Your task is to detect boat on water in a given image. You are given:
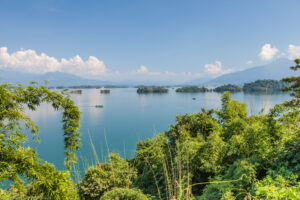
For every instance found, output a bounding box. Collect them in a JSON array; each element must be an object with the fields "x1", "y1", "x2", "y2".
[{"x1": 192, "y1": 98, "x2": 196, "y2": 100}]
